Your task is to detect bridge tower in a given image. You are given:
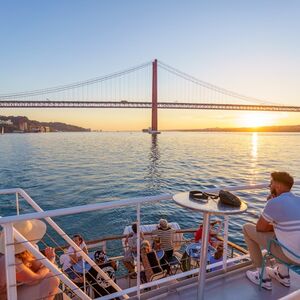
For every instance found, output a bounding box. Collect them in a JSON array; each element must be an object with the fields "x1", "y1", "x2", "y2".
[{"x1": 151, "y1": 59, "x2": 158, "y2": 133}]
